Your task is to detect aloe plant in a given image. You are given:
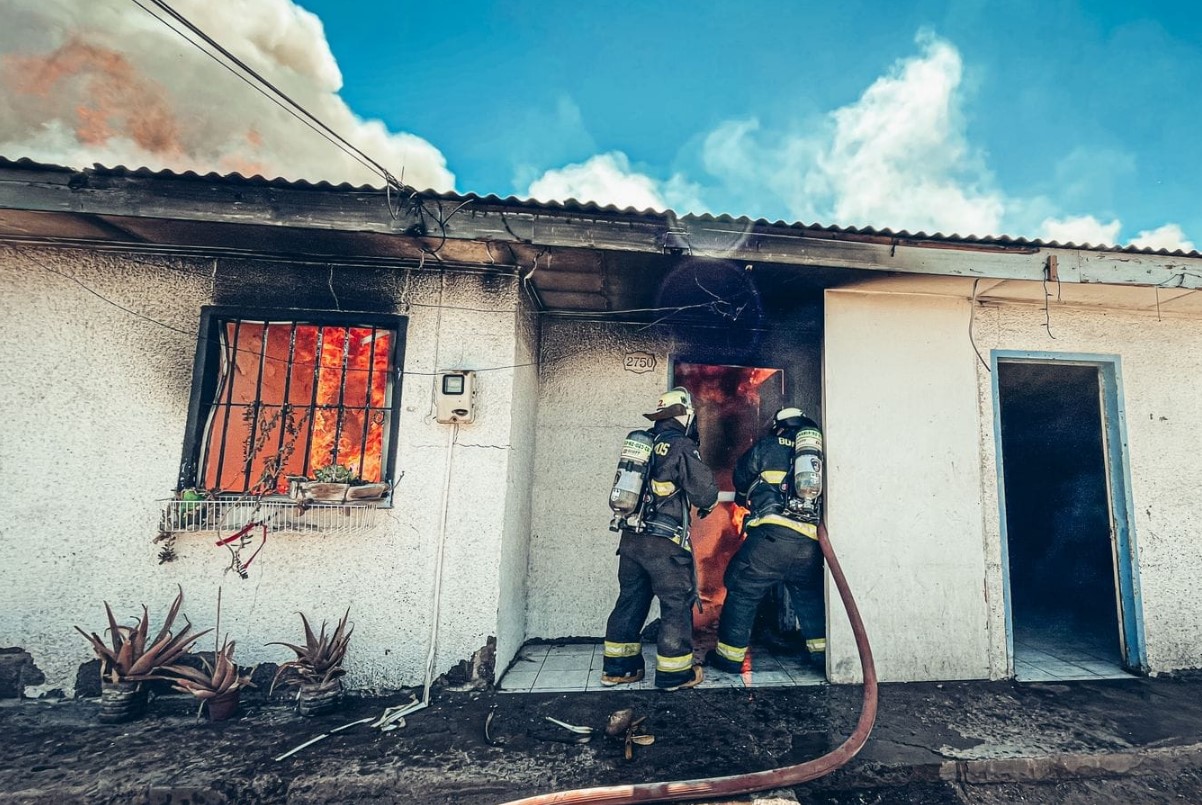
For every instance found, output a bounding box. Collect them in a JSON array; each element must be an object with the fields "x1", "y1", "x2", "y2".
[
  {"x1": 74, "y1": 586, "x2": 211, "y2": 684},
  {"x1": 165, "y1": 638, "x2": 253, "y2": 699},
  {"x1": 269, "y1": 609, "x2": 352, "y2": 693}
]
